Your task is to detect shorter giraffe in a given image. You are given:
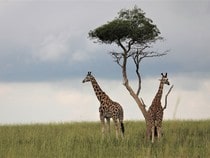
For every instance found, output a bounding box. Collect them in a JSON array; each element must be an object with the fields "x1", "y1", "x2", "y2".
[
  {"x1": 147, "y1": 73, "x2": 170, "y2": 143},
  {"x1": 82, "y1": 72, "x2": 124, "y2": 138}
]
